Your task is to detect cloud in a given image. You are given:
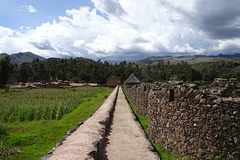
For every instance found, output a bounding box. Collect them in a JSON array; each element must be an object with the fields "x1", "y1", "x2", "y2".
[
  {"x1": 1, "y1": 0, "x2": 240, "y2": 61},
  {"x1": 20, "y1": 5, "x2": 37, "y2": 13},
  {"x1": 91, "y1": 0, "x2": 126, "y2": 17},
  {"x1": 188, "y1": 0, "x2": 240, "y2": 39},
  {"x1": 30, "y1": 40, "x2": 55, "y2": 51},
  {"x1": 0, "y1": 26, "x2": 14, "y2": 37}
]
